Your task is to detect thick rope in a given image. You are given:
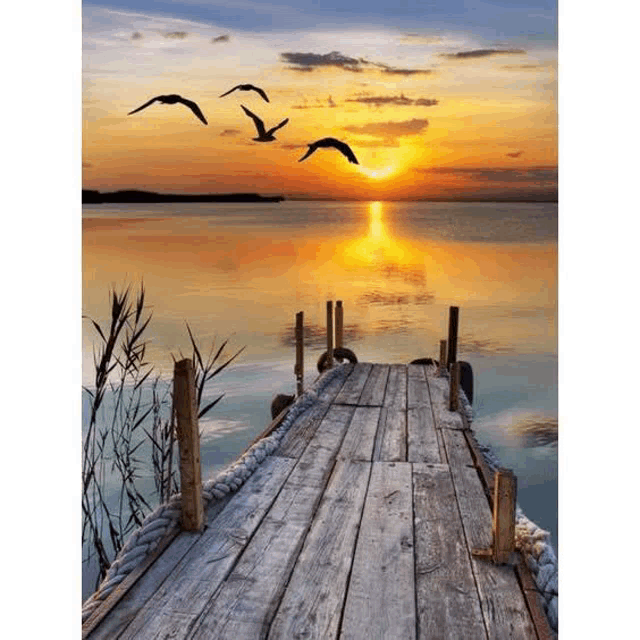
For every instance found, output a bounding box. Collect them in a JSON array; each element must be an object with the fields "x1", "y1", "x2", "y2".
[{"x1": 82, "y1": 364, "x2": 351, "y2": 622}]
